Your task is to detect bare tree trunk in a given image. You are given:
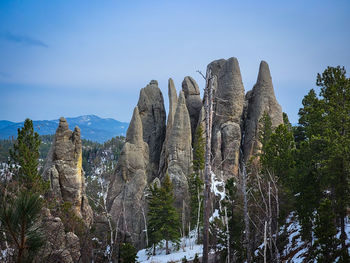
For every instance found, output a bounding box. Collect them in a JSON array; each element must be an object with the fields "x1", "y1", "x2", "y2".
[
  {"x1": 224, "y1": 206, "x2": 230, "y2": 263},
  {"x1": 203, "y1": 68, "x2": 214, "y2": 263},
  {"x1": 263, "y1": 220, "x2": 267, "y2": 263},
  {"x1": 141, "y1": 207, "x2": 148, "y2": 247},
  {"x1": 242, "y1": 163, "x2": 252, "y2": 262}
]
